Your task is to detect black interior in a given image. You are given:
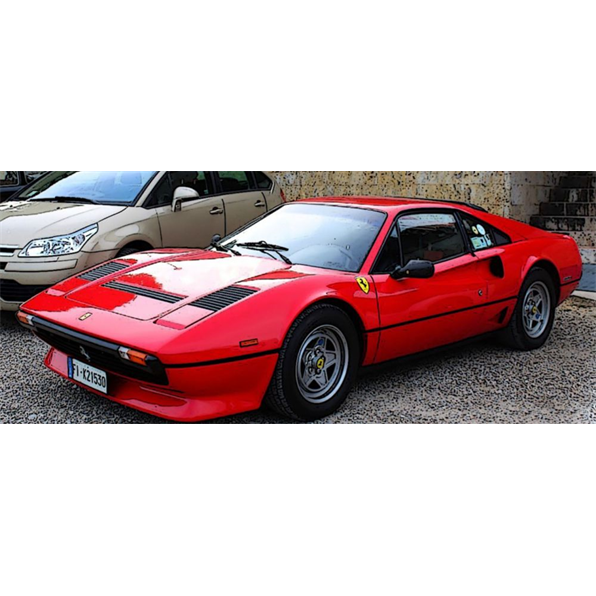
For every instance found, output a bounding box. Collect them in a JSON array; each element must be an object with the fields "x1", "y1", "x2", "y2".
[{"x1": 400, "y1": 223, "x2": 465, "y2": 263}]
